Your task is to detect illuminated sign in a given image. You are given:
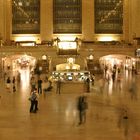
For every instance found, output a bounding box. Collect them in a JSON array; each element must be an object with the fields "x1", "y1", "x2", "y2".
[{"x1": 58, "y1": 41, "x2": 77, "y2": 50}]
